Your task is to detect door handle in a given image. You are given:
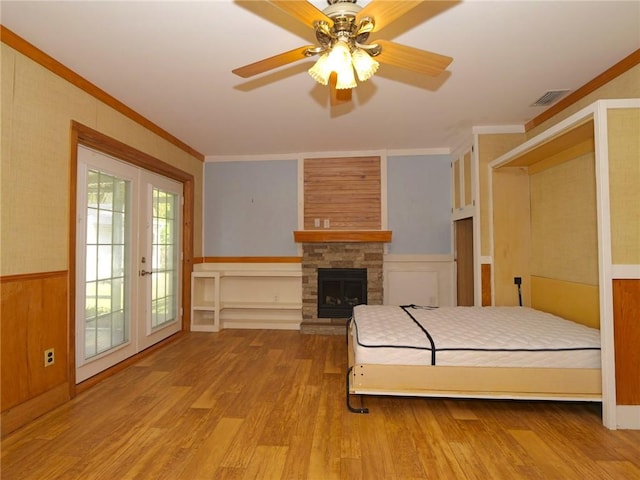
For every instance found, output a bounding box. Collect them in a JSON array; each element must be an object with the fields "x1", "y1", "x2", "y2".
[{"x1": 139, "y1": 269, "x2": 154, "y2": 276}]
